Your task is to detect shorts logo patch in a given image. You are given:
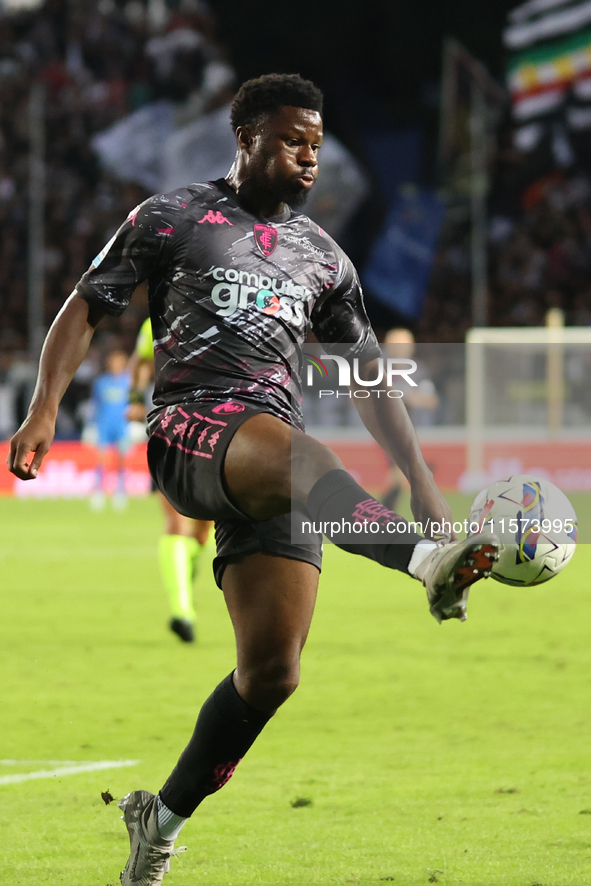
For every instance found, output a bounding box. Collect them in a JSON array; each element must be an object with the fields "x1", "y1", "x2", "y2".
[
  {"x1": 254, "y1": 223, "x2": 278, "y2": 257},
  {"x1": 212, "y1": 401, "x2": 246, "y2": 414}
]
